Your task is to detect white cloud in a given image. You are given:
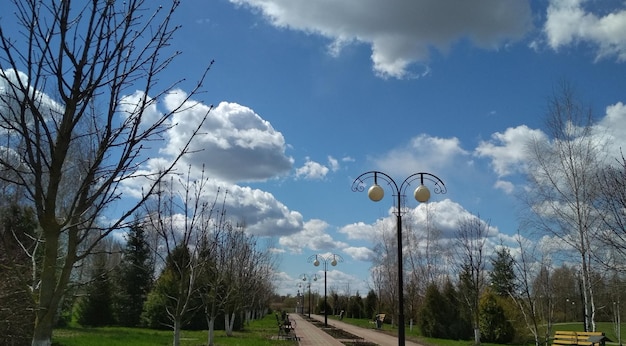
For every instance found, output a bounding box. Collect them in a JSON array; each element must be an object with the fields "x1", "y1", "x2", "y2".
[
  {"x1": 279, "y1": 219, "x2": 347, "y2": 253},
  {"x1": 327, "y1": 156, "x2": 340, "y2": 172},
  {"x1": 494, "y1": 179, "x2": 515, "y2": 194},
  {"x1": 229, "y1": 0, "x2": 531, "y2": 78},
  {"x1": 596, "y1": 102, "x2": 626, "y2": 163},
  {"x1": 163, "y1": 100, "x2": 293, "y2": 183},
  {"x1": 343, "y1": 246, "x2": 376, "y2": 261},
  {"x1": 370, "y1": 134, "x2": 470, "y2": 177},
  {"x1": 475, "y1": 125, "x2": 547, "y2": 177},
  {"x1": 544, "y1": 0, "x2": 626, "y2": 61},
  {"x1": 295, "y1": 157, "x2": 329, "y2": 180}
]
